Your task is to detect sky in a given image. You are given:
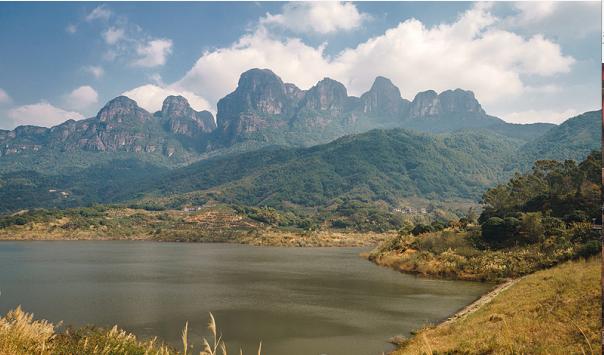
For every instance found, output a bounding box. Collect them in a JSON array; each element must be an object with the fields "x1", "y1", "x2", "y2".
[{"x1": 0, "y1": 1, "x2": 600, "y2": 129}]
